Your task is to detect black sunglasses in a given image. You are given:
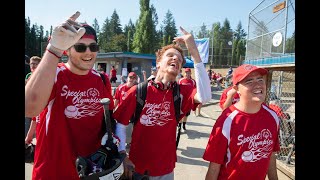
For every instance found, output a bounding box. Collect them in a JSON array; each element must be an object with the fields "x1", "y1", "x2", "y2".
[{"x1": 73, "y1": 43, "x2": 99, "y2": 53}]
